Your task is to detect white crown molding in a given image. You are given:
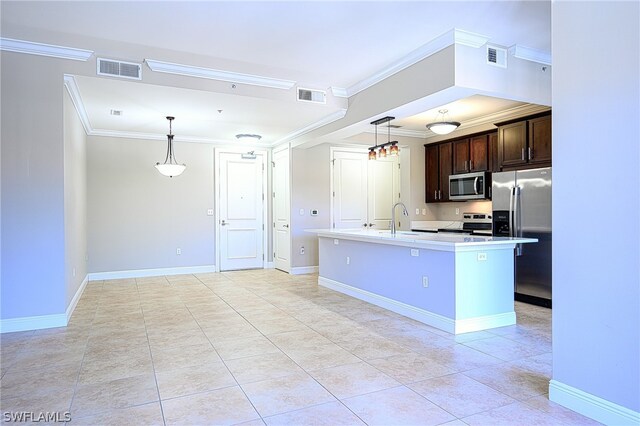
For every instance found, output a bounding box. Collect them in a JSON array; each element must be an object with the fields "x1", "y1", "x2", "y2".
[
  {"x1": 331, "y1": 87, "x2": 349, "y2": 98},
  {"x1": 456, "y1": 104, "x2": 550, "y2": 130},
  {"x1": 453, "y1": 28, "x2": 491, "y2": 48},
  {"x1": 63, "y1": 75, "x2": 92, "y2": 134},
  {"x1": 425, "y1": 104, "x2": 551, "y2": 138},
  {"x1": 509, "y1": 44, "x2": 552, "y2": 66},
  {"x1": 145, "y1": 59, "x2": 296, "y2": 90},
  {"x1": 343, "y1": 28, "x2": 490, "y2": 98},
  {"x1": 0, "y1": 37, "x2": 93, "y2": 61},
  {"x1": 364, "y1": 127, "x2": 427, "y2": 139},
  {"x1": 276, "y1": 109, "x2": 347, "y2": 147},
  {"x1": 89, "y1": 129, "x2": 272, "y2": 147}
]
